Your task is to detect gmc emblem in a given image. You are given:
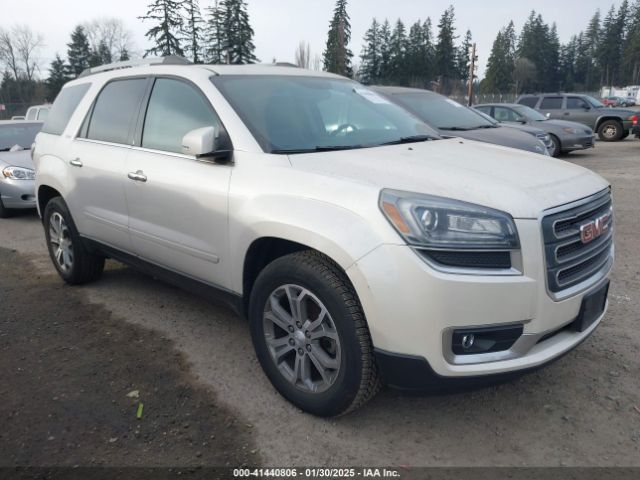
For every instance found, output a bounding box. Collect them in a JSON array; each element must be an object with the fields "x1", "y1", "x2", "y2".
[{"x1": 580, "y1": 212, "x2": 611, "y2": 244}]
